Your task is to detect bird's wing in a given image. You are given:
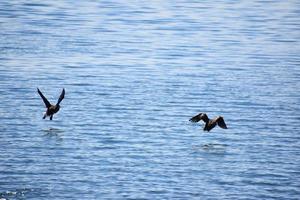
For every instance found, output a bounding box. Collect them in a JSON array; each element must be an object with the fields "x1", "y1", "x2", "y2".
[
  {"x1": 56, "y1": 88, "x2": 65, "y2": 105},
  {"x1": 189, "y1": 113, "x2": 208, "y2": 123},
  {"x1": 216, "y1": 116, "x2": 228, "y2": 129},
  {"x1": 37, "y1": 88, "x2": 51, "y2": 108}
]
